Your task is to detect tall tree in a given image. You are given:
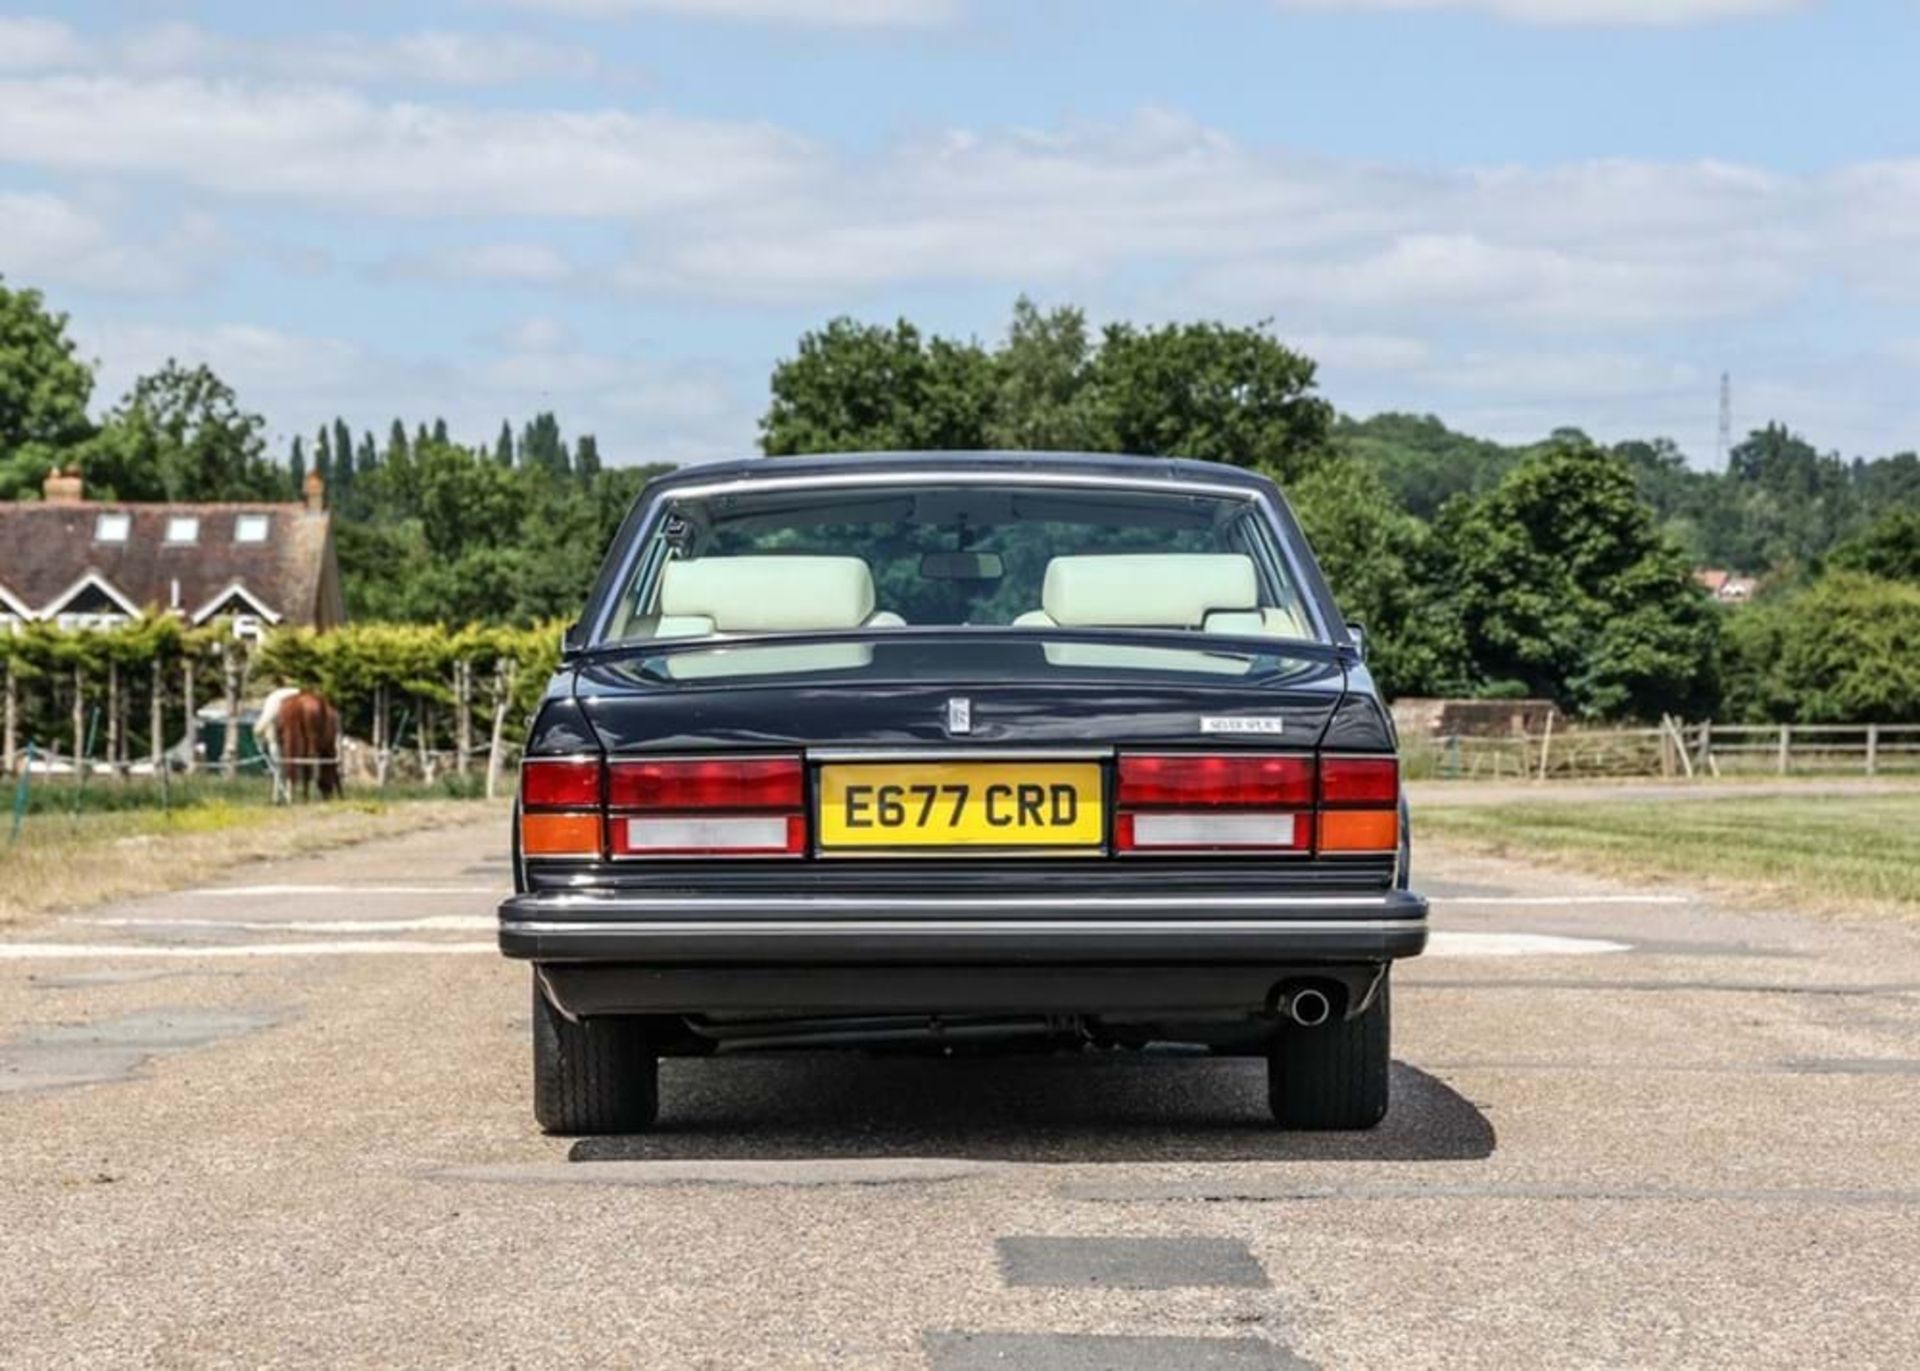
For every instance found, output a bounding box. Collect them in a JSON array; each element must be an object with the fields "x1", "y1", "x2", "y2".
[
  {"x1": 314, "y1": 425, "x2": 332, "y2": 494},
  {"x1": 575, "y1": 433, "x2": 602, "y2": 478},
  {"x1": 386, "y1": 418, "x2": 409, "y2": 465},
  {"x1": 762, "y1": 316, "x2": 992, "y2": 455},
  {"x1": 985, "y1": 297, "x2": 1101, "y2": 451},
  {"x1": 1084, "y1": 318, "x2": 1332, "y2": 481},
  {"x1": 289, "y1": 435, "x2": 306, "y2": 497},
  {"x1": 0, "y1": 277, "x2": 96, "y2": 498},
  {"x1": 1436, "y1": 441, "x2": 1719, "y2": 719},
  {"x1": 494, "y1": 419, "x2": 514, "y2": 468},
  {"x1": 81, "y1": 361, "x2": 277, "y2": 502}
]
